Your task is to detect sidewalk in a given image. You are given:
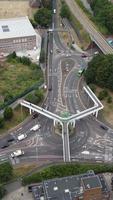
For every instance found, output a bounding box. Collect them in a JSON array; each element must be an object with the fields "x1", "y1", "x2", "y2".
[{"x1": 3, "y1": 186, "x2": 33, "y2": 200}]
